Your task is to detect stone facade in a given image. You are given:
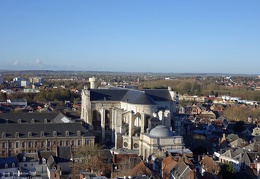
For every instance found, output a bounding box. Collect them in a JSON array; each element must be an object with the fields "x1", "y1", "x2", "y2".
[{"x1": 81, "y1": 86, "x2": 180, "y2": 157}]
